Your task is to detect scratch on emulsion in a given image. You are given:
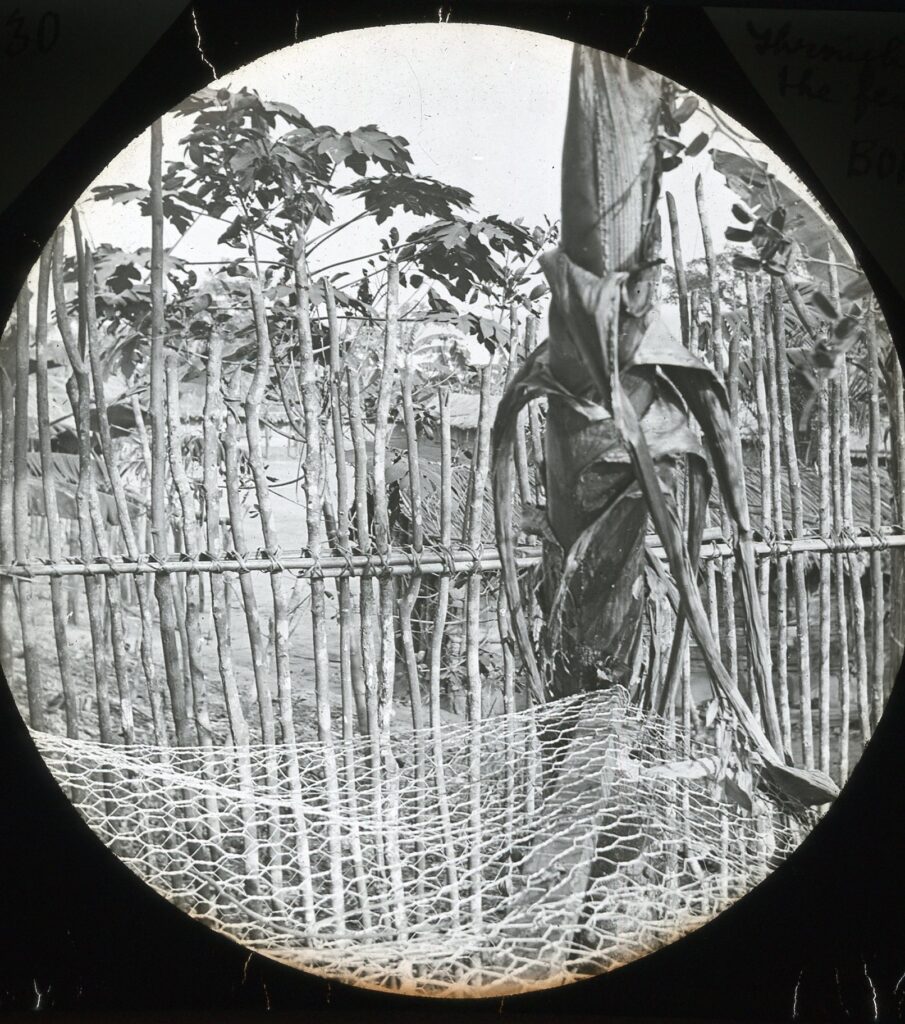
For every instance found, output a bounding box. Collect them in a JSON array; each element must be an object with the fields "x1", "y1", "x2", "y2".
[
  {"x1": 192, "y1": 7, "x2": 219, "y2": 79},
  {"x1": 32, "y1": 980, "x2": 49, "y2": 1011},
  {"x1": 835, "y1": 966, "x2": 850, "y2": 1016},
  {"x1": 624, "y1": 4, "x2": 650, "y2": 61},
  {"x1": 792, "y1": 968, "x2": 803, "y2": 1019},
  {"x1": 863, "y1": 958, "x2": 878, "y2": 1020},
  {"x1": 895, "y1": 964, "x2": 905, "y2": 1015}
]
